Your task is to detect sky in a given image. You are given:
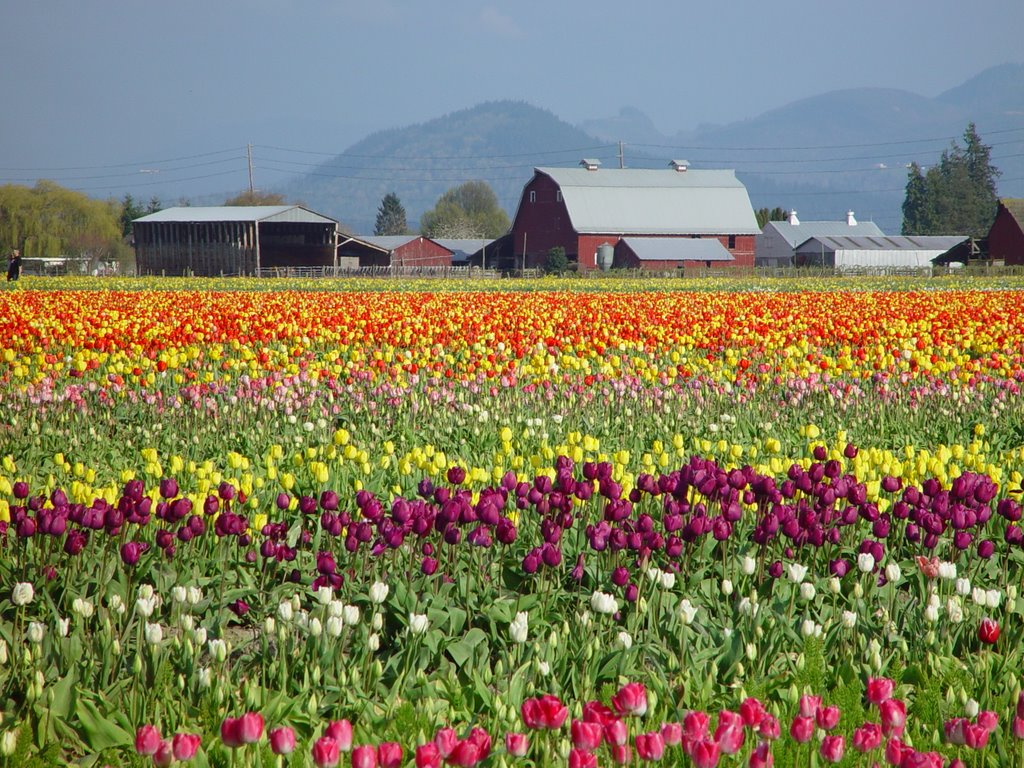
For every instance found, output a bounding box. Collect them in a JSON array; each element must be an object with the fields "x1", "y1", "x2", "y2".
[{"x1": 2, "y1": 0, "x2": 1022, "y2": 203}]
